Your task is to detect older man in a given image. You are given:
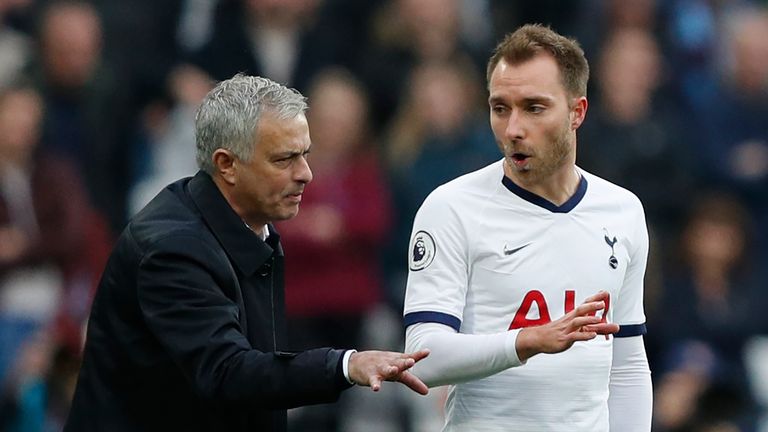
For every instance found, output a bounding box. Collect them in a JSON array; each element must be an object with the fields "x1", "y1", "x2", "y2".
[{"x1": 65, "y1": 74, "x2": 428, "y2": 432}]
